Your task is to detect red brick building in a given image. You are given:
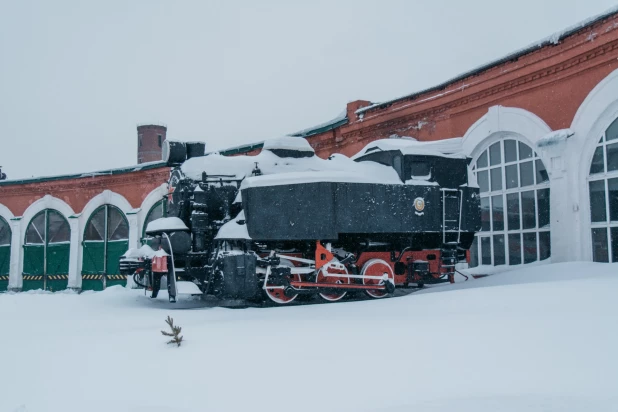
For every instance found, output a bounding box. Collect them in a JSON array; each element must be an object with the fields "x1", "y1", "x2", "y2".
[{"x1": 2, "y1": 8, "x2": 618, "y2": 291}]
